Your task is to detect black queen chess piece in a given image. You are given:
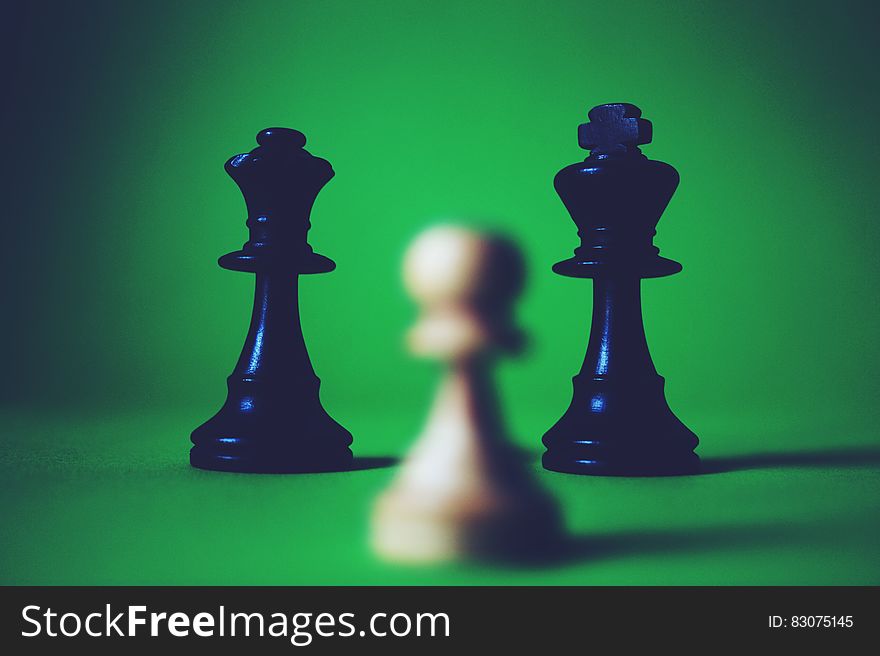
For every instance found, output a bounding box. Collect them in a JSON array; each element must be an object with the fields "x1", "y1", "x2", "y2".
[
  {"x1": 542, "y1": 104, "x2": 700, "y2": 476},
  {"x1": 190, "y1": 128, "x2": 353, "y2": 473}
]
